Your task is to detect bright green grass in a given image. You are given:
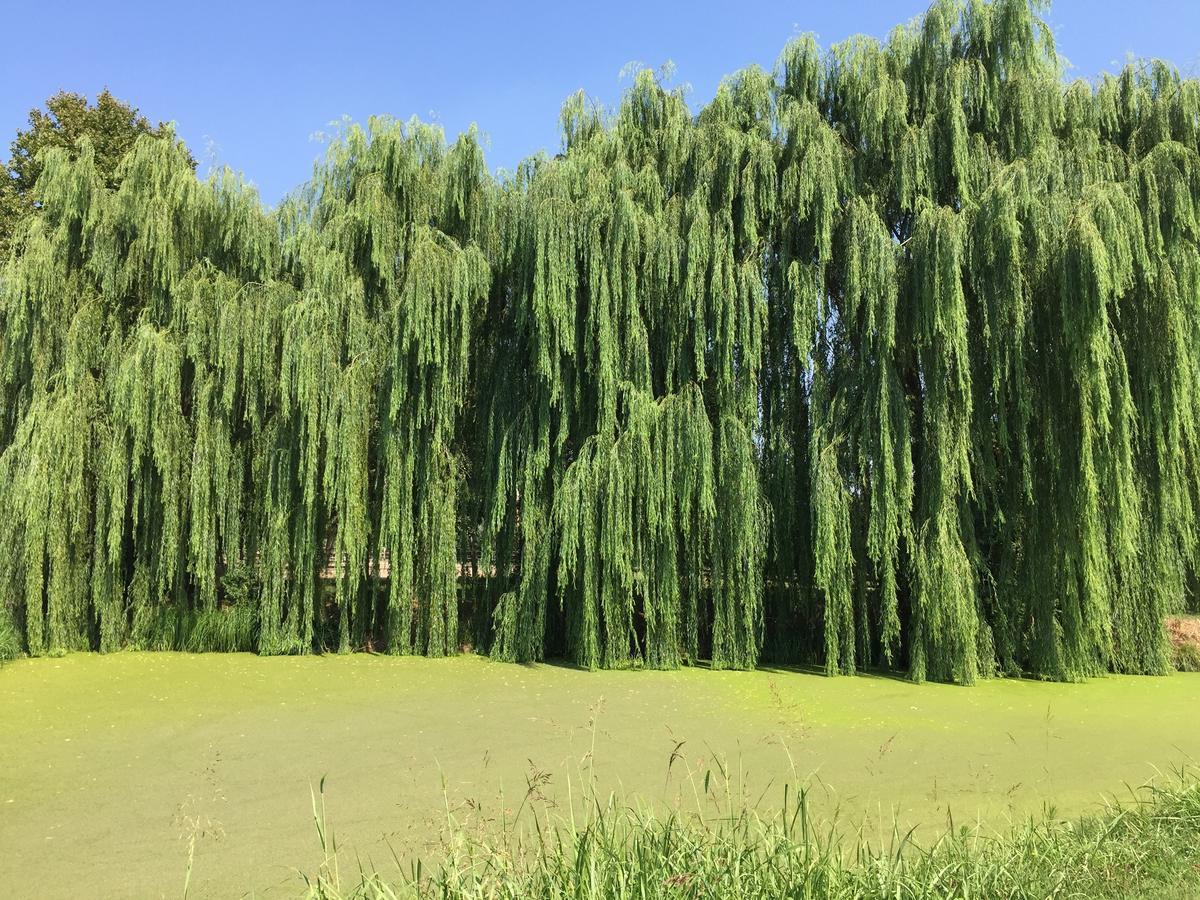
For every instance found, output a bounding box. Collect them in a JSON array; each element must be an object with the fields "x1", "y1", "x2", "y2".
[{"x1": 1, "y1": 654, "x2": 1198, "y2": 898}]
